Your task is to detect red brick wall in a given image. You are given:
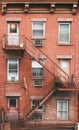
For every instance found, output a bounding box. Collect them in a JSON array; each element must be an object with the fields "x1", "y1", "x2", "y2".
[{"x1": 0, "y1": 11, "x2": 77, "y2": 123}]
